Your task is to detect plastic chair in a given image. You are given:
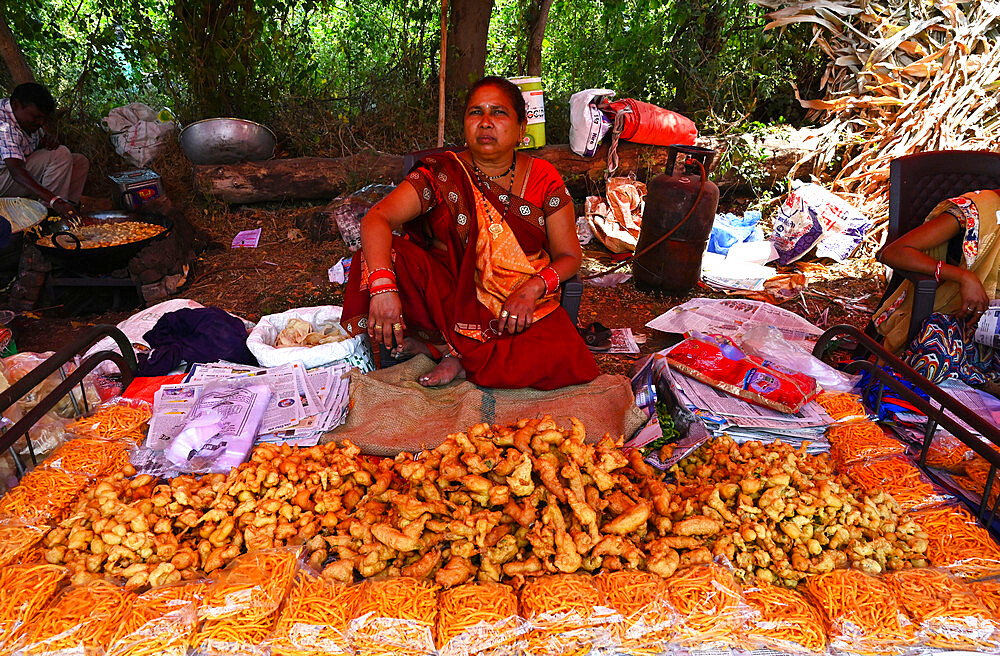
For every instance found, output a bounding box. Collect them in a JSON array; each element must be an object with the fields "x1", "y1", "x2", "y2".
[{"x1": 872, "y1": 150, "x2": 1000, "y2": 342}]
